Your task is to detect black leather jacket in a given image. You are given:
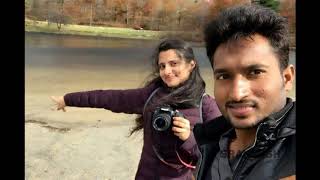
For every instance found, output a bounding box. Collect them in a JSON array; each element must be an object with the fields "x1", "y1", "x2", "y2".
[{"x1": 193, "y1": 98, "x2": 296, "y2": 180}]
